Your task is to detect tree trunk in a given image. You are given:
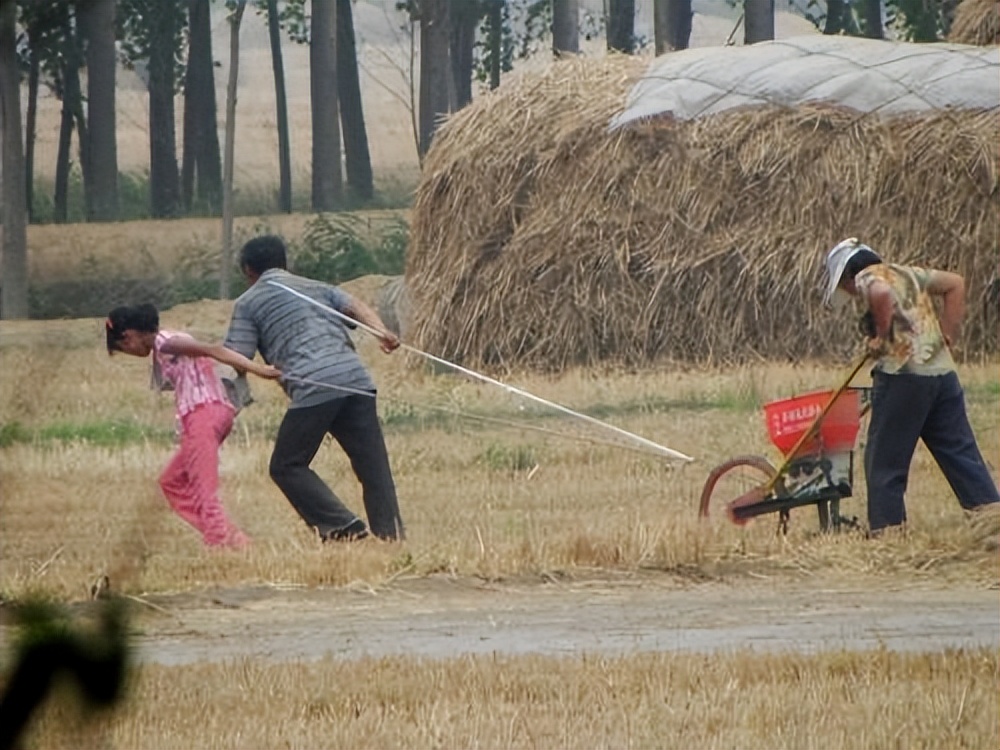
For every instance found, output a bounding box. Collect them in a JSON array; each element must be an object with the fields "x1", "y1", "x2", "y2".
[
  {"x1": 0, "y1": 0, "x2": 29, "y2": 318},
  {"x1": 71, "y1": 90, "x2": 90, "y2": 211},
  {"x1": 79, "y1": 0, "x2": 118, "y2": 221},
  {"x1": 418, "y1": 0, "x2": 452, "y2": 156},
  {"x1": 449, "y1": 0, "x2": 478, "y2": 108},
  {"x1": 744, "y1": 0, "x2": 775, "y2": 43},
  {"x1": 222, "y1": 0, "x2": 247, "y2": 299},
  {"x1": 824, "y1": 0, "x2": 845, "y2": 33},
  {"x1": 607, "y1": 0, "x2": 635, "y2": 53},
  {"x1": 181, "y1": 65, "x2": 197, "y2": 211},
  {"x1": 266, "y1": 0, "x2": 292, "y2": 212},
  {"x1": 148, "y1": 0, "x2": 180, "y2": 218},
  {"x1": 311, "y1": 0, "x2": 341, "y2": 211},
  {"x1": 56, "y1": 8, "x2": 88, "y2": 220},
  {"x1": 552, "y1": 0, "x2": 578, "y2": 56},
  {"x1": 183, "y1": 0, "x2": 223, "y2": 213},
  {"x1": 655, "y1": 0, "x2": 692, "y2": 53},
  {"x1": 864, "y1": 0, "x2": 884, "y2": 38},
  {"x1": 338, "y1": 0, "x2": 373, "y2": 200},
  {"x1": 54, "y1": 99, "x2": 73, "y2": 223},
  {"x1": 25, "y1": 50, "x2": 39, "y2": 222}
]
